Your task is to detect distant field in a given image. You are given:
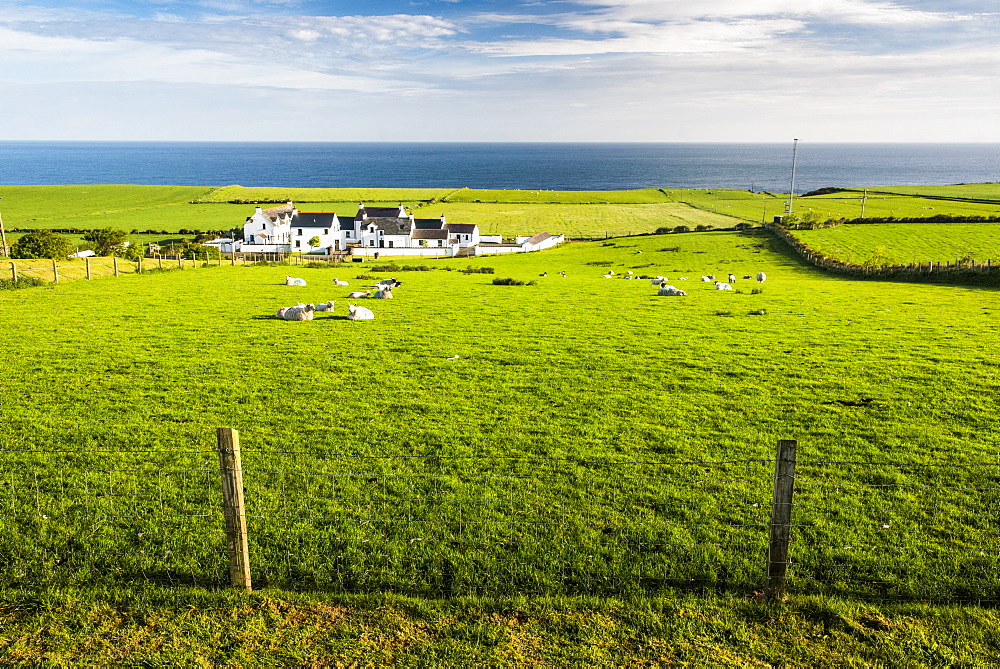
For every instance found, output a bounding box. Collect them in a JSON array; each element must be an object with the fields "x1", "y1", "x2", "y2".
[
  {"x1": 444, "y1": 188, "x2": 670, "y2": 204},
  {"x1": 841, "y1": 183, "x2": 1000, "y2": 200},
  {"x1": 793, "y1": 221, "x2": 1000, "y2": 265},
  {"x1": 673, "y1": 188, "x2": 1000, "y2": 223},
  {"x1": 194, "y1": 185, "x2": 457, "y2": 204}
]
